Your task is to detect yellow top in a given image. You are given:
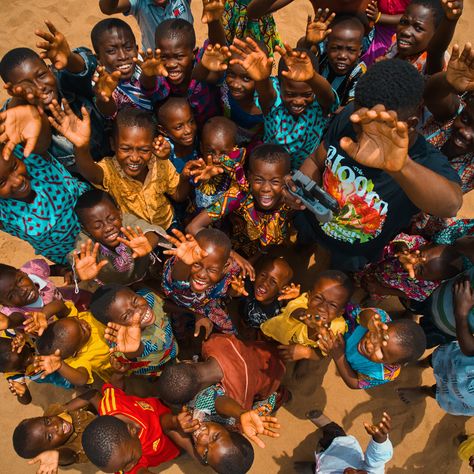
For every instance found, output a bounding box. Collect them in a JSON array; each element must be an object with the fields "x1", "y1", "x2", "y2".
[
  {"x1": 458, "y1": 435, "x2": 474, "y2": 461},
  {"x1": 97, "y1": 156, "x2": 180, "y2": 230},
  {"x1": 260, "y1": 293, "x2": 347, "y2": 354}
]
